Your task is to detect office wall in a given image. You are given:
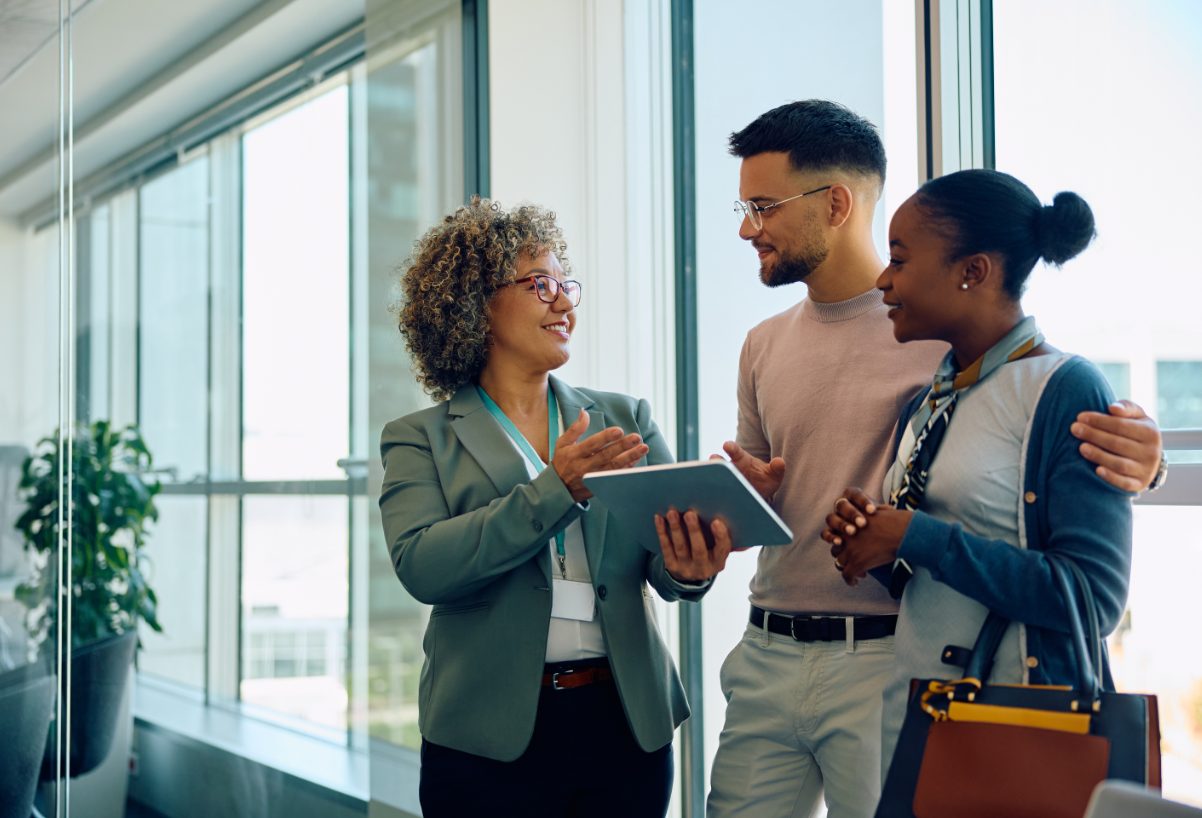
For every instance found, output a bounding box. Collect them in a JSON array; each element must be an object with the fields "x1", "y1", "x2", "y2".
[
  {"x1": 0, "y1": 218, "x2": 58, "y2": 449},
  {"x1": 489, "y1": 0, "x2": 678, "y2": 443}
]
